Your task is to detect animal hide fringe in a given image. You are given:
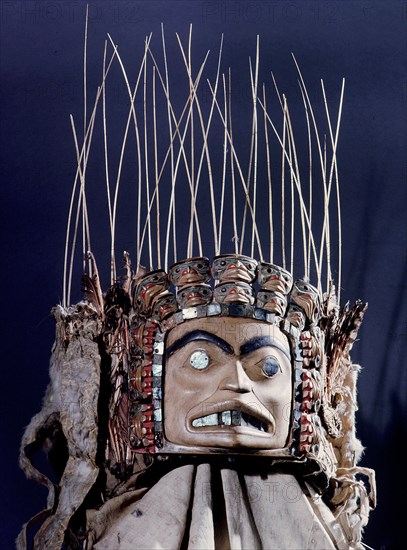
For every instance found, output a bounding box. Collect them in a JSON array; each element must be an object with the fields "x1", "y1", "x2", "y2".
[
  {"x1": 17, "y1": 302, "x2": 102, "y2": 550},
  {"x1": 321, "y1": 300, "x2": 376, "y2": 547}
]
